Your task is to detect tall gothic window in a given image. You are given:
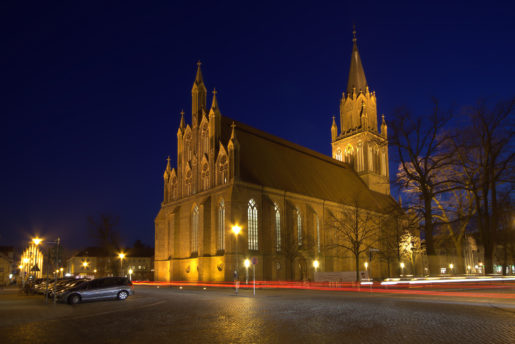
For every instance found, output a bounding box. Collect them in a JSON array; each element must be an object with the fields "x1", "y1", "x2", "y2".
[
  {"x1": 296, "y1": 208, "x2": 302, "y2": 246},
  {"x1": 274, "y1": 203, "x2": 281, "y2": 252},
  {"x1": 217, "y1": 154, "x2": 229, "y2": 185},
  {"x1": 357, "y1": 143, "x2": 364, "y2": 172},
  {"x1": 315, "y1": 214, "x2": 320, "y2": 253},
  {"x1": 185, "y1": 133, "x2": 192, "y2": 161},
  {"x1": 335, "y1": 148, "x2": 342, "y2": 161},
  {"x1": 381, "y1": 151, "x2": 387, "y2": 176},
  {"x1": 191, "y1": 205, "x2": 199, "y2": 255},
  {"x1": 345, "y1": 145, "x2": 354, "y2": 166},
  {"x1": 201, "y1": 163, "x2": 209, "y2": 191},
  {"x1": 248, "y1": 199, "x2": 258, "y2": 251},
  {"x1": 217, "y1": 200, "x2": 225, "y2": 252}
]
